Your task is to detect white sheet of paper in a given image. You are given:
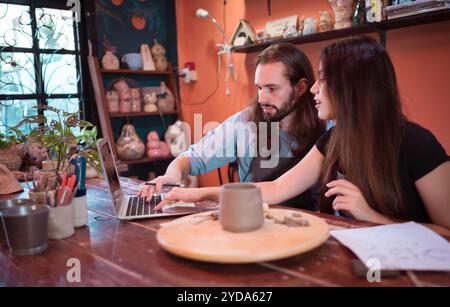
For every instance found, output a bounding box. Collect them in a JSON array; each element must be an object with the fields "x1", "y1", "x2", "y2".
[
  {"x1": 330, "y1": 222, "x2": 450, "y2": 271},
  {"x1": 162, "y1": 201, "x2": 196, "y2": 210}
]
